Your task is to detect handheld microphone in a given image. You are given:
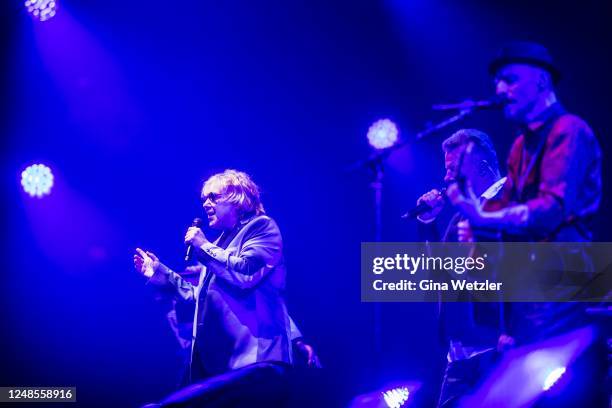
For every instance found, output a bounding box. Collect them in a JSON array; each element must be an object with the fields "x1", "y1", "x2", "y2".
[
  {"x1": 184, "y1": 217, "x2": 204, "y2": 262},
  {"x1": 401, "y1": 188, "x2": 446, "y2": 219},
  {"x1": 432, "y1": 96, "x2": 508, "y2": 111}
]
